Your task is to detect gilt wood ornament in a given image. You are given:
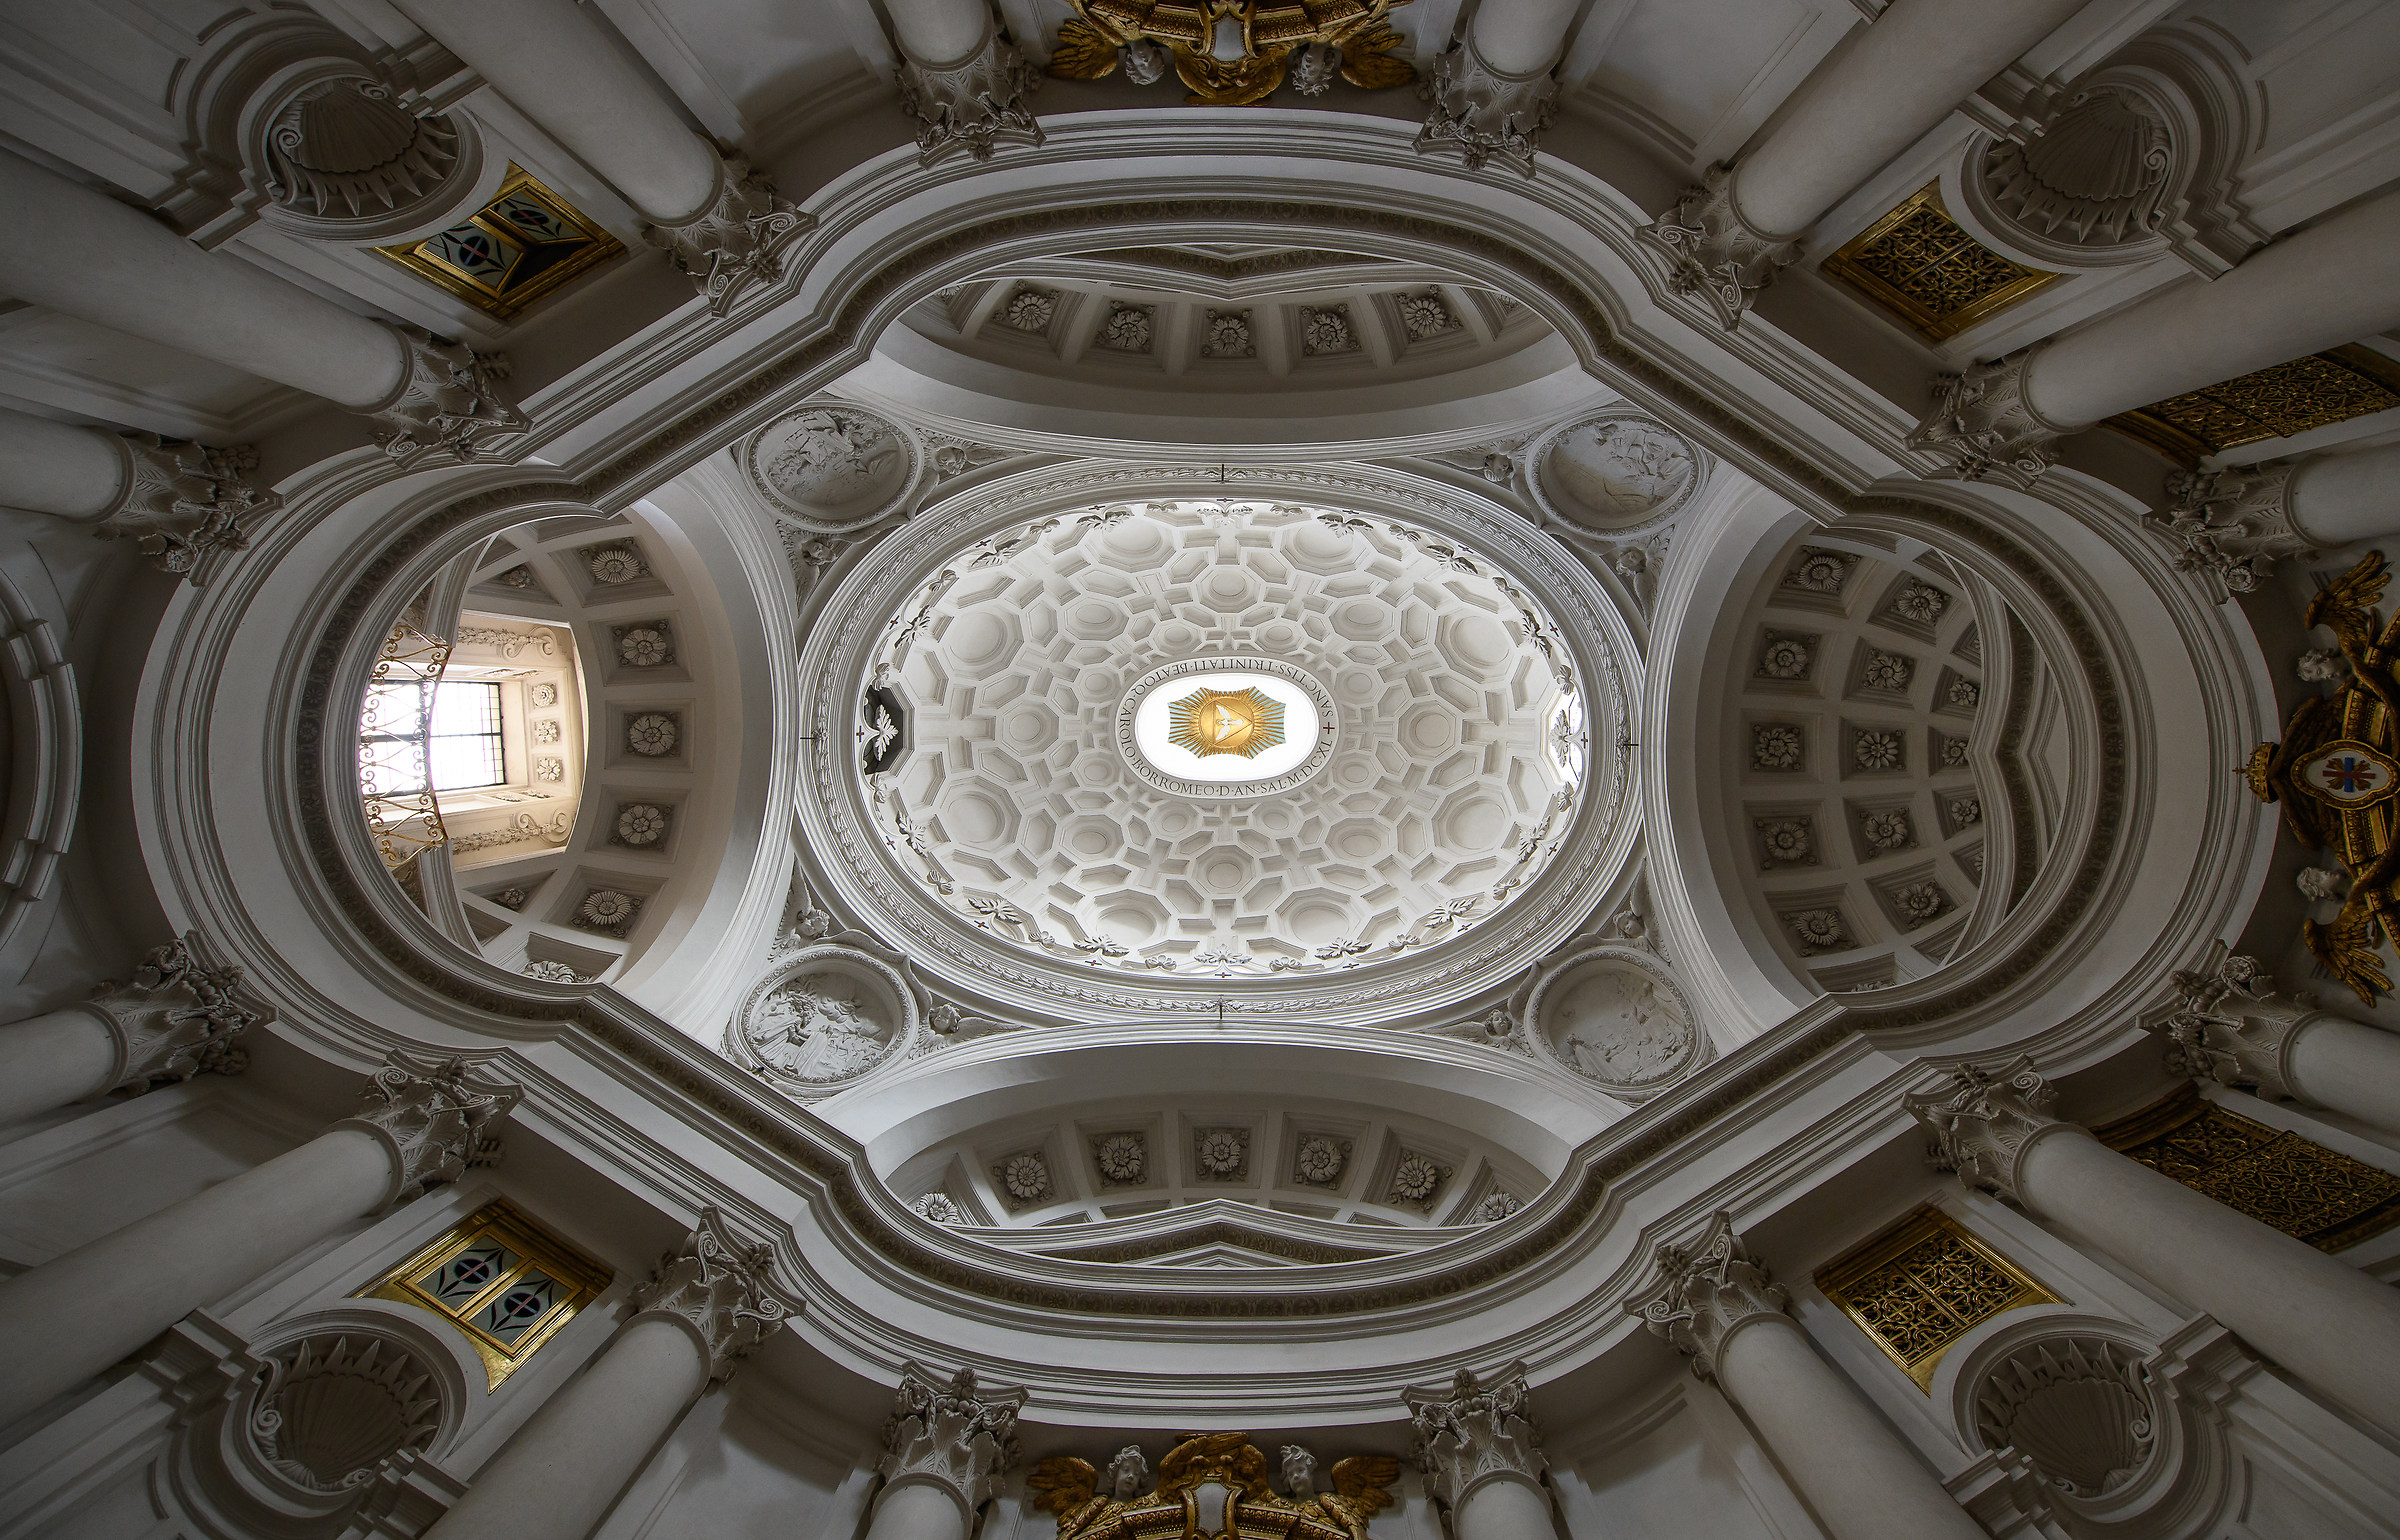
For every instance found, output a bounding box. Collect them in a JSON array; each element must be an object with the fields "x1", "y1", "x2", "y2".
[
  {"x1": 2244, "y1": 551, "x2": 2400, "y2": 1003},
  {"x1": 1029, "y1": 1433, "x2": 1397, "y2": 1540},
  {"x1": 1049, "y1": 1, "x2": 1414, "y2": 107}
]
